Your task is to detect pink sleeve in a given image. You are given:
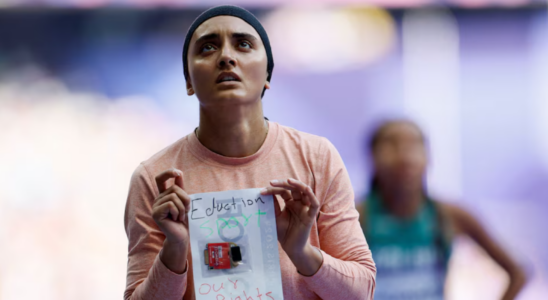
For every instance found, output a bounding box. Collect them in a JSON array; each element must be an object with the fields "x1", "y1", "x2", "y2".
[
  {"x1": 302, "y1": 139, "x2": 376, "y2": 300},
  {"x1": 124, "y1": 163, "x2": 188, "y2": 300}
]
